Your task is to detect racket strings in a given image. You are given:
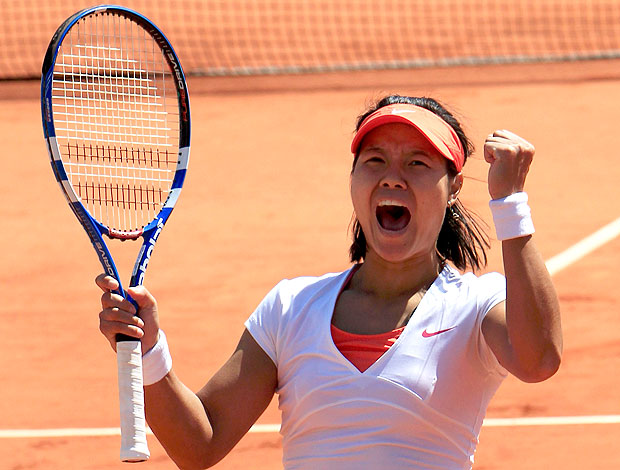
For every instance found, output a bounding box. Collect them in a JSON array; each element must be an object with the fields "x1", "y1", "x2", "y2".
[
  {"x1": 75, "y1": 181, "x2": 166, "y2": 211},
  {"x1": 66, "y1": 141, "x2": 174, "y2": 212},
  {"x1": 51, "y1": 11, "x2": 180, "y2": 234}
]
